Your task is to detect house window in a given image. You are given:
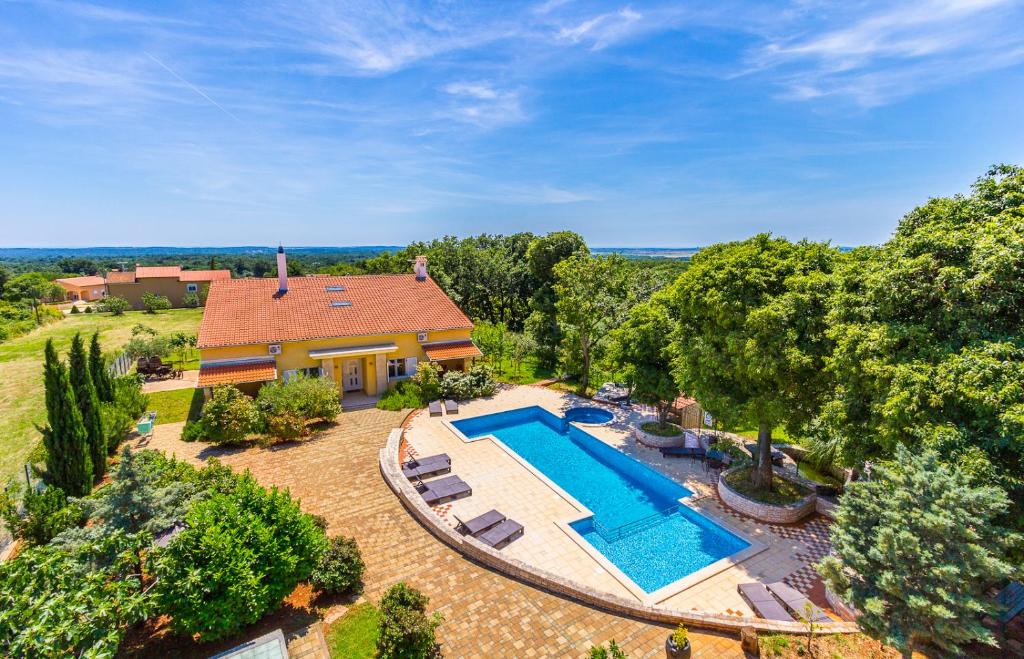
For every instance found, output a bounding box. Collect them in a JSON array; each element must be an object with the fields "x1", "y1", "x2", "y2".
[
  {"x1": 387, "y1": 359, "x2": 407, "y2": 379},
  {"x1": 283, "y1": 367, "x2": 321, "y2": 382},
  {"x1": 186, "y1": 283, "x2": 199, "y2": 293}
]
